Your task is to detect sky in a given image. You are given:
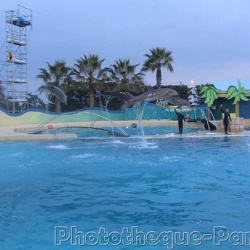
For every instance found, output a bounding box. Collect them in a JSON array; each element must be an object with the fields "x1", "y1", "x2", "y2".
[{"x1": 1, "y1": 0, "x2": 250, "y2": 94}]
